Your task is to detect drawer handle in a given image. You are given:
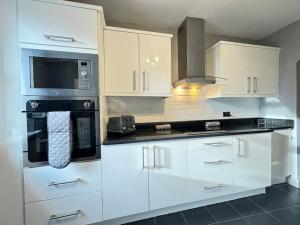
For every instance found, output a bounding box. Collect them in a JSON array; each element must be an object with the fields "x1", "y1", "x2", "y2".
[
  {"x1": 44, "y1": 34, "x2": 76, "y2": 43},
  {"x1": 204, "y1": 142, "x2": 231, "y2": 147},
  {"x1": 49, "y1": 209, "x2": 81, "y2": 221},
  {"x1": 204, "y1": 184, "x2": 223, "y2": 190},
  {"x1": 204, "y1": 160, "x2": 232, "y2": 165},
  {"x1": 48, "y1": 178, "x2": 81, "y2": 187}
]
